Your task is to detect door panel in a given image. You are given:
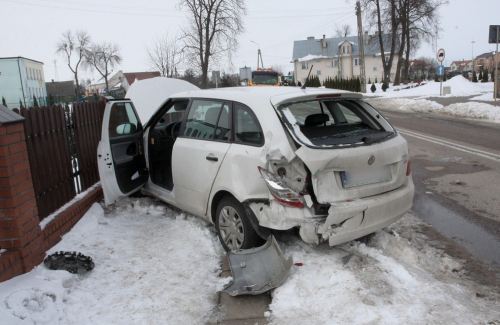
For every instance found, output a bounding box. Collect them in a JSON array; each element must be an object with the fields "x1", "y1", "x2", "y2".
[
  {"x1": 171, "y1": 99, "x2": 231, "y2": 217},
  {"x1": 98, "y1": 100, "x2": 148, "y2": 205},
  {"x1": 172, "y1": 138, "x2": 230, "y2": 217}
]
